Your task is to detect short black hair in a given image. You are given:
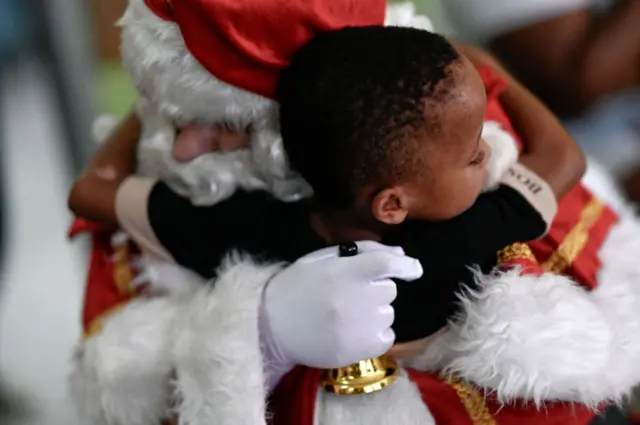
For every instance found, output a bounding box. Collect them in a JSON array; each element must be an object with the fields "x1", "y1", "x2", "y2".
[{"x1": 277, "y1": 26, "x2": 461, "y2": 208}]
